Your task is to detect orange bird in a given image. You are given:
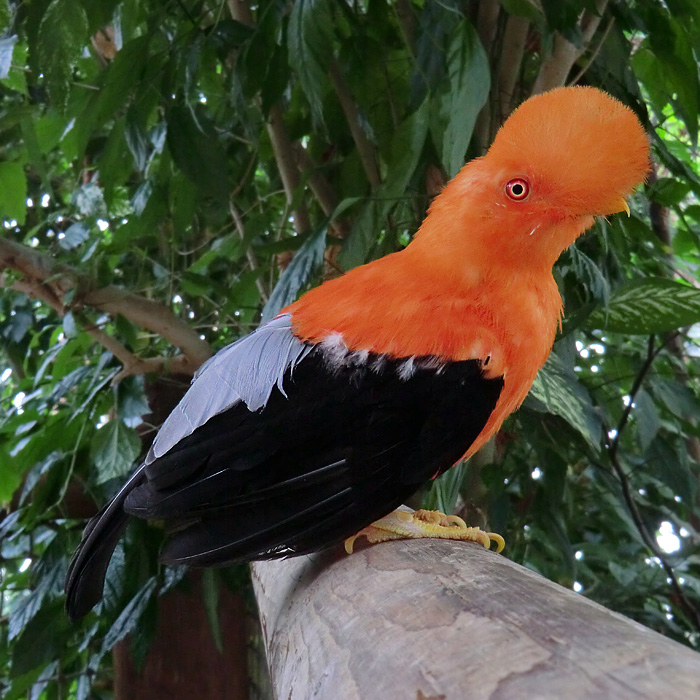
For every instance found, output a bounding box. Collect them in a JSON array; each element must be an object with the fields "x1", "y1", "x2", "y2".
[{"x1": 65, "y1": 87, "x2": 649, "y2": 619}]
